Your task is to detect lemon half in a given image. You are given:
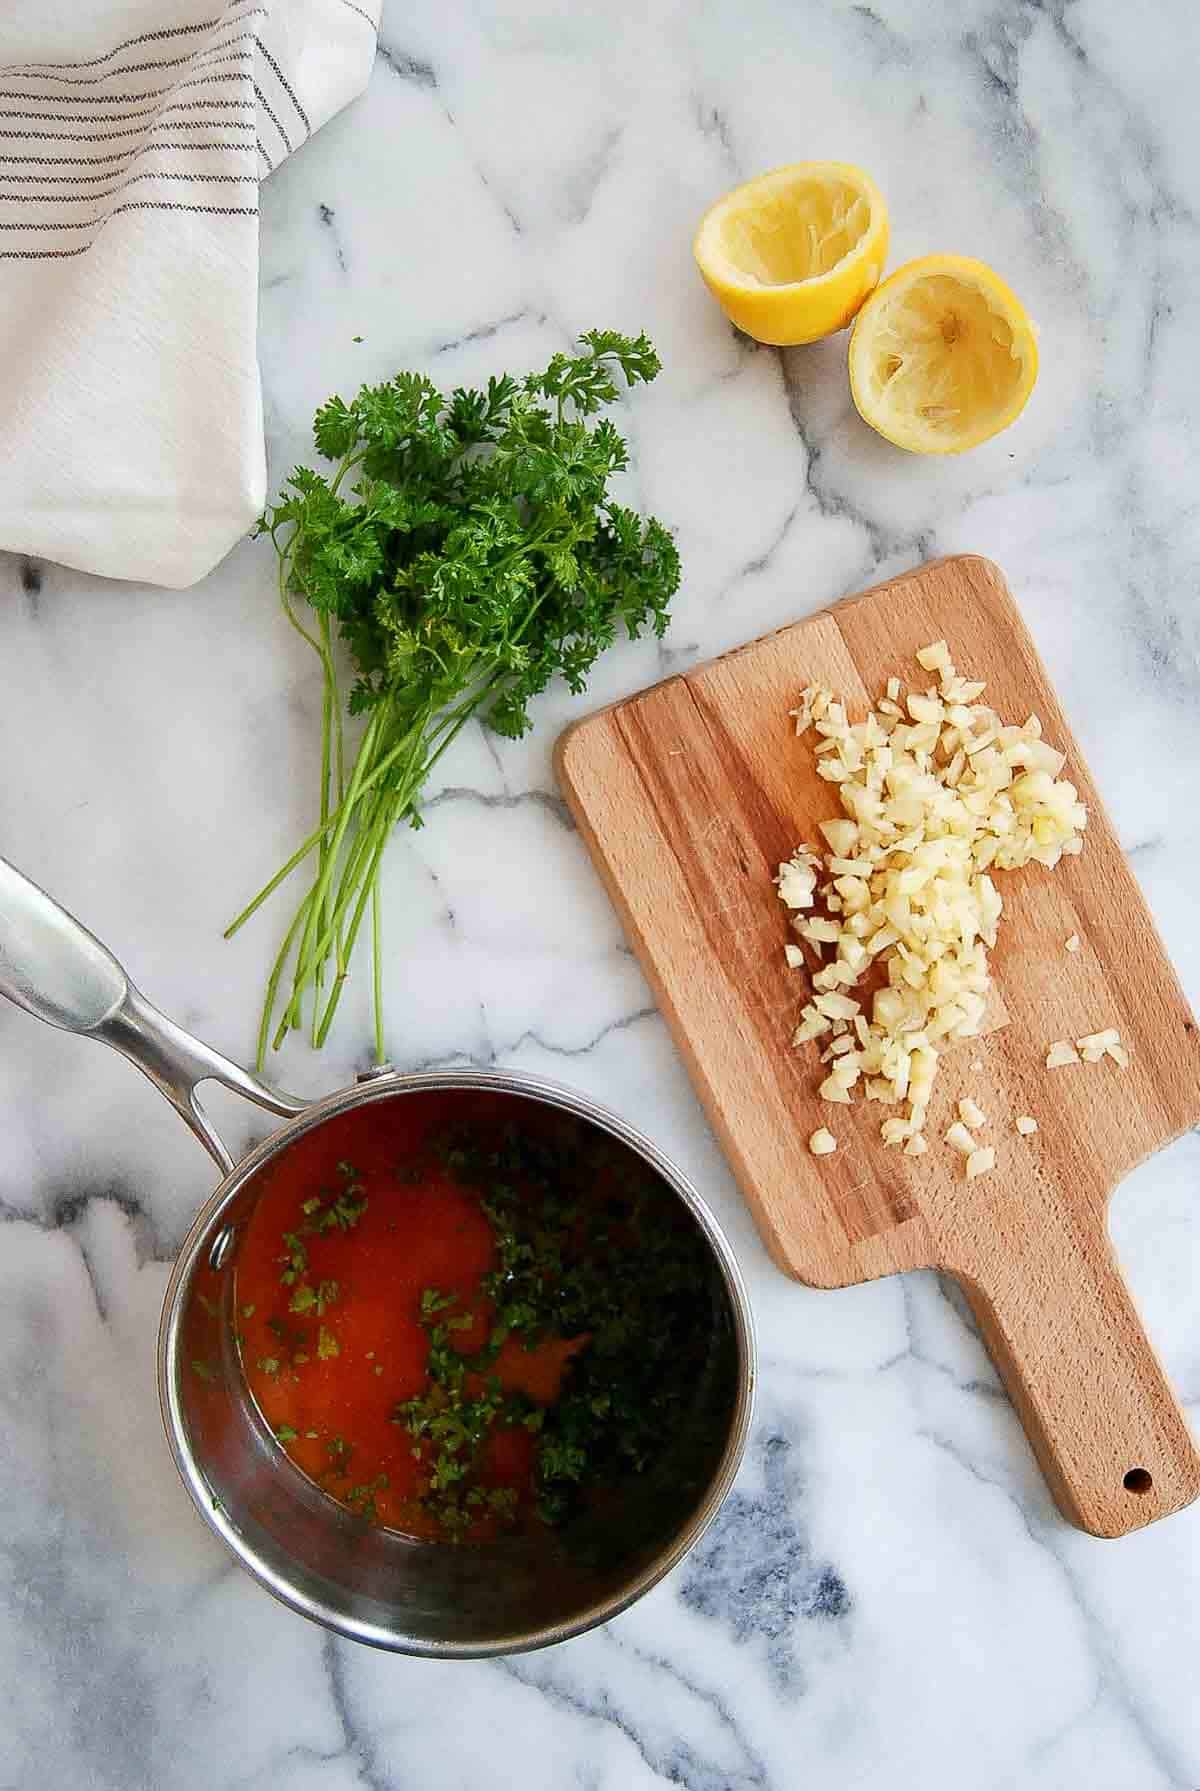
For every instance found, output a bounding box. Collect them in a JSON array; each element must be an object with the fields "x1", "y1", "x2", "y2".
[
  {"x1": 693, "y1": 162, "x2": 889, "y2": 346},
  {"x1": 849, "y1": 254, "x2": 1037, "y2": 453}
]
